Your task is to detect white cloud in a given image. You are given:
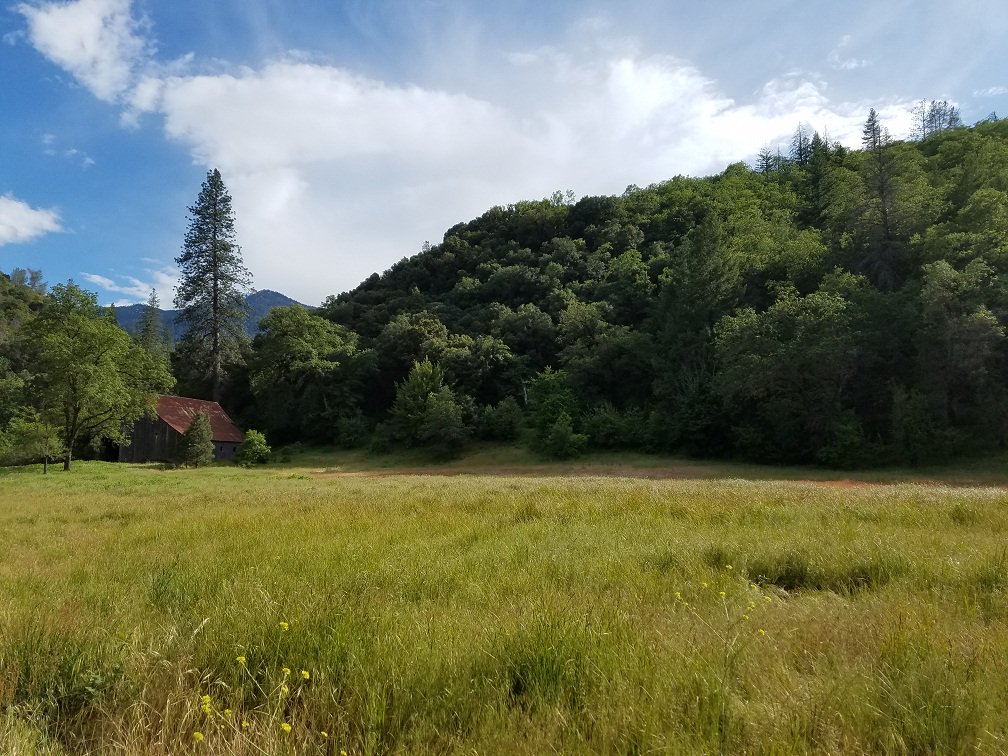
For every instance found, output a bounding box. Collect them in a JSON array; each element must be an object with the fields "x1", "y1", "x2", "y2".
[
  {"x1": 19, "y1": 1, "x2": 915, "y2": 303},
  {"x1": 974, "y1": 86, "x2": 1007, "y2": 97},
  {"x1": 0, "y1": 194, "x2": 62, "y2": 245},
  {"x1": 38, "y1": 133, "x2": 95, "y2": 168},
  {"x1": 80, "y1": 266, "x2": 178, "y2": 305},
  {"x1": 828, "y1": 35, "x2": 870, "y2": 71},
  {"x1": 17, "y1": 0, "x2": 149, "y2": 102},
  {"x1": 138, "y1": 49, "x2": 913, "y2": 302}
]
